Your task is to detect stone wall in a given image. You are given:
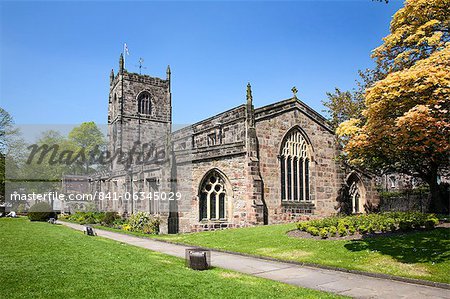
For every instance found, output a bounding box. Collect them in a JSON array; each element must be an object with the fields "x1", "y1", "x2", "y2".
[
  {"x1": 254, "y1": 98, "x2": 344, "y2": 223},
  {"x1": 172, "y1": 104, "x2": 254, "y2": 232},
  {"x1": 182, "y1": 156, "x2": 249, "y2": 232},
  {"x1": 379, "y1": 193, "x2": 430, "y2": 213}
]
